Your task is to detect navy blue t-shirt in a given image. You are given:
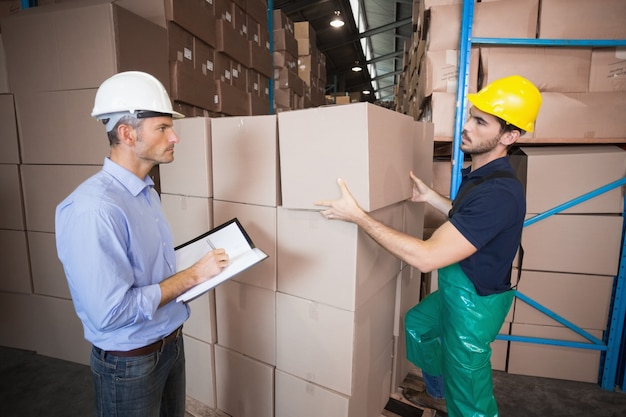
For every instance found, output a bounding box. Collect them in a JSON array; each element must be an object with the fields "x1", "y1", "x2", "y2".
[{"x1": 448, "y1": 157, "x2": 525, "y2": 296}]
